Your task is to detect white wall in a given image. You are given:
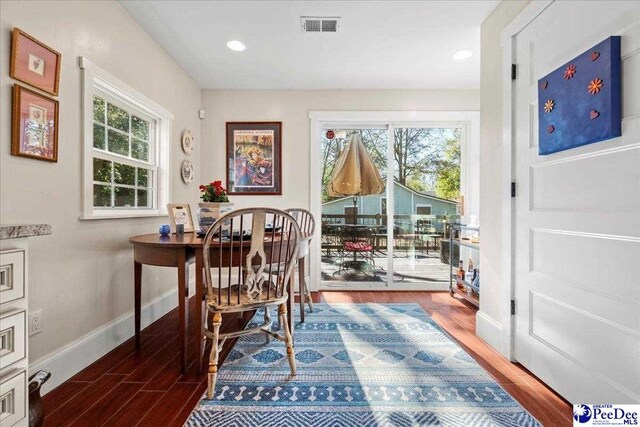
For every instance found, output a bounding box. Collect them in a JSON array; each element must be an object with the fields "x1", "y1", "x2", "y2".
[
  {"x1": 0, "y1": 0, "x2": 201, "y2": 375},
  {"x1": 477, "y1": 0, "x2": 530, "y2": 355},
  {"x1": 201, "y1": 89, "x2": 479, "y2": 211}
]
